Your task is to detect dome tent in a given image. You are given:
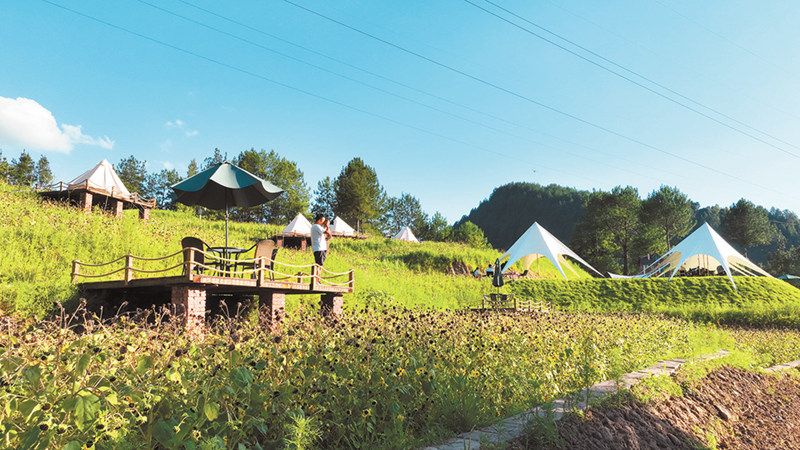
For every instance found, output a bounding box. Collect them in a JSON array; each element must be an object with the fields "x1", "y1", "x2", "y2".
[
  {"x1": 500, "y1": 221, "x2": 602, "y2": 280},
  {"x1": 644, "y1": 222, "x2": 772, "y2": 289}
]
